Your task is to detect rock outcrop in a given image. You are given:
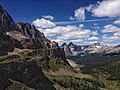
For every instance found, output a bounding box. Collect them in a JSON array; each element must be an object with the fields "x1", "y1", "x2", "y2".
[
  {"x1": 16, "y1": 22, "x2": 48, "y2": 41},
  {"x1": 0, "y1": 61, "x2": 55, "y2": 90},
  {"x1": 0, "y1": 5, "x2": 16, "y2": 33},
  {"x1": 0, "y1": 46, "x2": 68, "y2": 90},
  {"x1": 61, "y1": 43, "x2": 72, "y2": 56},
  {"x1": 0, "y1": 31, "x2": 14, "y2": 55},
  {"x1": 0, "y1": 5, "x2": 58, "y2": 53}
]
